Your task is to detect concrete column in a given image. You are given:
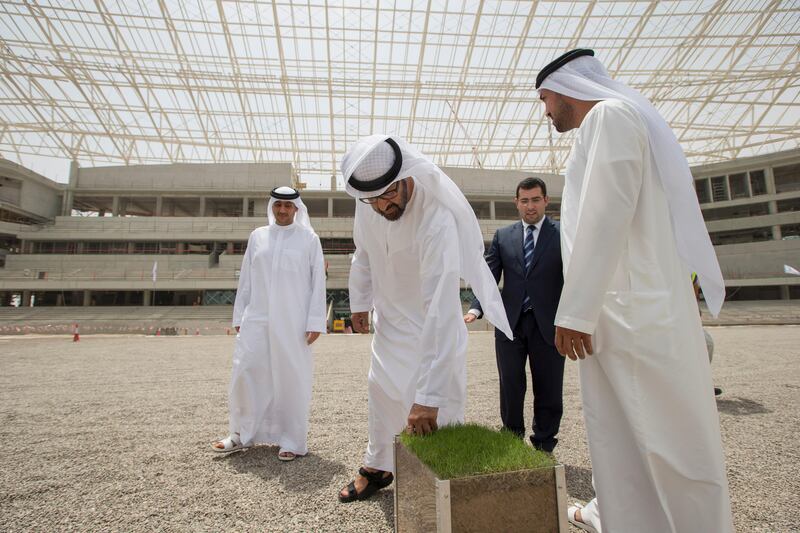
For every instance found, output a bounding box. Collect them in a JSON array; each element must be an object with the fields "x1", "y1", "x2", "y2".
[
  {"x1": 242, "y1": 197, "x2": 249, "y2": 217},
  {"x1": 330, "y1": 175, "x2": 337, "y2": 191},
  {"x1": 327, "y1": 197, "x2": 334, "y2": 217},
  {"x1": 177, "y1": 243, "x2": 185, "y2": 254},
  {"x1": 490, "y1": 200, "x2": 496, "y2": 220},
  {"x1": 198, "y1": 197, "x2": 206, "y2": 217},
  {"x1": 155, "y1": 196, "x2": 163, "y2": 216},
  {"x1": 61, "y1": 191, "x2": 73, "y2": 216},
  {"x1": 226, "y1": 242, "x2": 234, "y2": 254},
  {"x1": 763, "y1": 167, "x2": 782, "y2": 240},
  {"x1": 62, "y1": 160, "x2": 78, "y2": 215},
  {"x1": 56, "y1": 293, "x2": 64, "y2": 306},
  {"x1": 254, "y1": 198, "x2": 268, "y2": 217},
  {"x1": 112, "y1": 196, "x2": 120, "y2": 217},
  {"x1": 22, "y1": 290, "x2": 32, "y2": 307},
  {"x1": 780, "y1": 286, "x2": 791, "y2": 300},
  {"x1": 82, "y1": 290, "x2": 91, "y2": 307},
  {"x1": 765, "y1": 166, "x2": 777, "y2": 195},
  {"x1": 767, "y1": 199, "x2": 781, "y2": 240},
  {"x1": 143, "y1": 290, "x2": 152, "y2": 306}
]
